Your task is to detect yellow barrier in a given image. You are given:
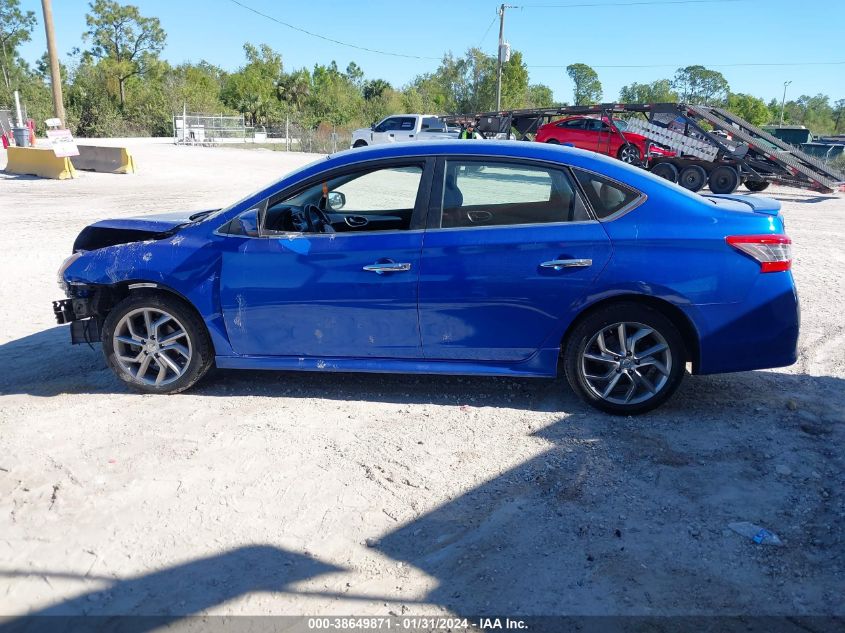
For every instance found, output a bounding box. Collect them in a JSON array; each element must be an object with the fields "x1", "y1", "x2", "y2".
[
  {"x1": 4, "y1": 147, "x2": 77, "y2": 179},
  {"x1": 71, "y1": 145, "x2": 136, "y2": 174}
]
